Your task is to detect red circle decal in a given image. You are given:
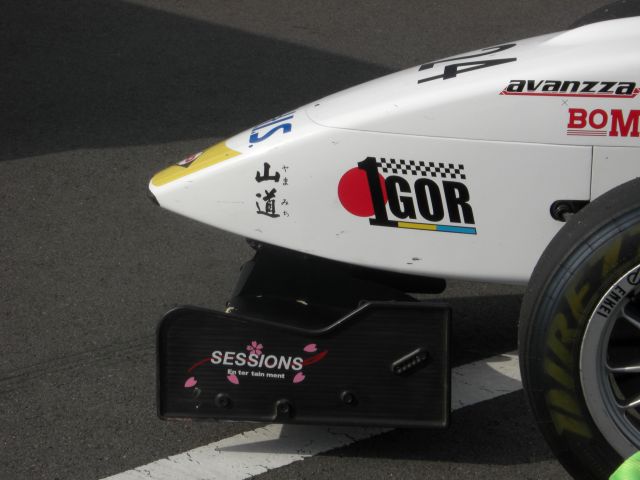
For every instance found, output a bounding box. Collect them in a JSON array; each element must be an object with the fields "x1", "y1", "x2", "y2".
[{"x1": 338, "y1": 167, "x2": 387, "y2": 217}]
